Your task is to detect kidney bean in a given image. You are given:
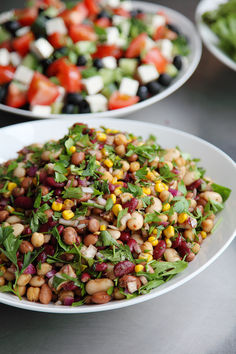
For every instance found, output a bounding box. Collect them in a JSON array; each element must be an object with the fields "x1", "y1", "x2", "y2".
[
  {"x1": 114, "y1": 261, "x2": 135, "y2": 278},
  {"x1": 19, "y1": 241, "x2": 34, "y2": 254},
  {"x1": 172, "y1": 234, "x2": 182, "y2": 249},
  {"x1": 12, "y1": 187, "x2": 25, "y2": 197},
  {"x1": 24, "y1": 226, "x2": 32, "y2": 235},
  {"x1": 127, "y1": 239, "x2": 137, "y2": 252},
  {"x1": 108, "y1": 183, "x2": 116, "y2": 193},
  {"x1": 95, "y1": 263, "x2": 108, "y2": 272},
  {"x1": 46, "y1": 177, "x2": 65, "y2": 188},
  {"x1": 54, "y1": 188, "x2": 62, "y2": 196},
  {"x1": 81, "y1": 273, "x2": 91, "y2": 283},
  {"x1": 153, "y1": 240, "x2": 166, "y2": 260},
  {"x1": 57, "y1": 225, "x2": 64, "y2": 235},
  {"x1": 15, "y1": 196, "x2": 33, "y2": 210},
  {"x1": 44, "y1": 244, "x2": 55, "y2": 256},
  {"x1": 187, "y1": 179, "x2": 204, "y2": 191},
  {"x1": 27, "y1": 165, "x2": 38, "y2": 177},
  {"x1": 37, "y1": 251, "x2": 47, "y2": 263},
  {"x1": 63, "y1": 281, "x2": 78, "y2": 291},
  {"x1": 120, "y1": 231, "x2": 130, "y2": 243},
  {"x1": 123, "y1": 198, "x2": 138, "y2": 213},
  {"x1": 91, "y1": 291, "x2": 111, "y2": 304},
  {"x1": 178, "y1": 240, "x2": 190, "y2": 257},
  {"x1": 39, "y1": 170, "x2": 47, "y2": 183}
]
